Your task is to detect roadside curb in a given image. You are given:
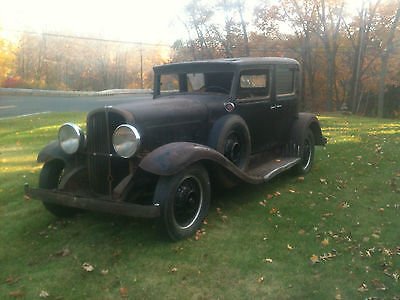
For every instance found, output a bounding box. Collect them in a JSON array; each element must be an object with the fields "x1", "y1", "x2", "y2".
[{"x1": 0, "y1": 88, "x2": 152, "y2": 97}]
